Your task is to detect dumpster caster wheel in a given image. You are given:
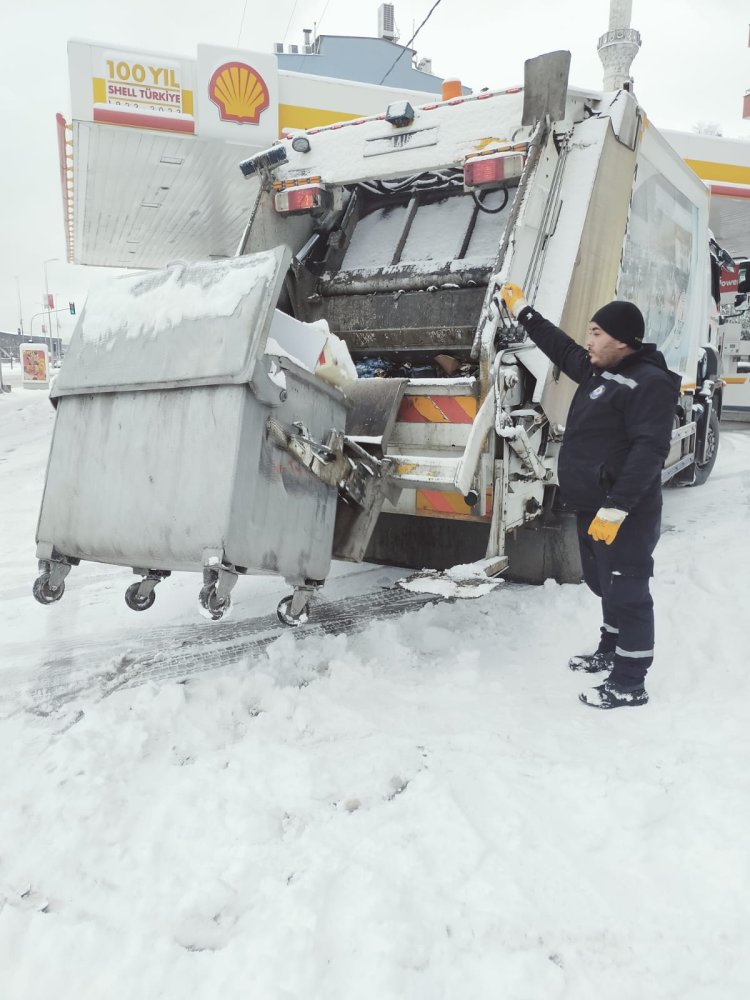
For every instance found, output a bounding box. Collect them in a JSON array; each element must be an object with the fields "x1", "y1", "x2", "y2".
[
  {"x1": 276, "y1": 595, "x2": 310, "y2": 627},
  {"x1": 33, "y1": 573, "x2": 65, "y2": 605},
  {"x1": 125, "y1": 582, "x2": 156, "y2": 612},
  {"x1": 199, "y1": 584, "x2": 231, "y2": 621}
]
